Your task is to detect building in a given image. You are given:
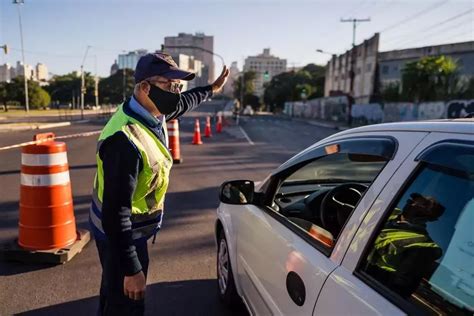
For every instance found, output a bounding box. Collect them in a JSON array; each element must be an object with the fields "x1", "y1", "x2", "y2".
[
  {"x1": 0, "y1": 63, "x2": 12, "y2": 82},
  {"x1": 378, "y1": 41, "x2": 474, "y2": 88},
  {"x1": 13, "y1": 61, "x2": 36, "y2": 81},
  {"x1": 244, "y1": 48, "x2": 287, "y2": 97},
  {"x1": 118, "y1": 49, "x2": 148, "y2": 70},
  {"x1": 36, "y1": 63, "x2": 48, "y2": 81},
  {"x1": 164, "y1": 33, "x2": 214, "y2": 84},
  {"x1": 110, "y1": 60, "x2": 119, "y2": 76},
  {"x1": 222, "y1": 61, "x2": 240, "y2": 97},
  {"x1": 169, "y1": 53, "x2": 203, "y2": 91},
  {"x1": 324, "y1": 33, "x2": 380, "y2": 104}
]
